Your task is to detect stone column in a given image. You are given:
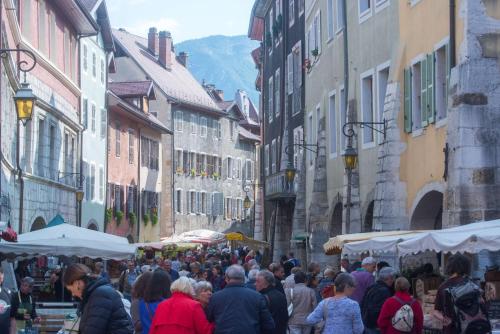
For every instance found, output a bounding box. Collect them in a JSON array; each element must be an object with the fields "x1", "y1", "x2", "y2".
[
  {"x1": 444, "y1": 0, "x2": 500, "y2": 227},
  {"x1": 290, "y1": 152, "x2": 307, "y2": 267},
  {"x1": 373, "y1": 82, "x2": 409, "y2": 231}
]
